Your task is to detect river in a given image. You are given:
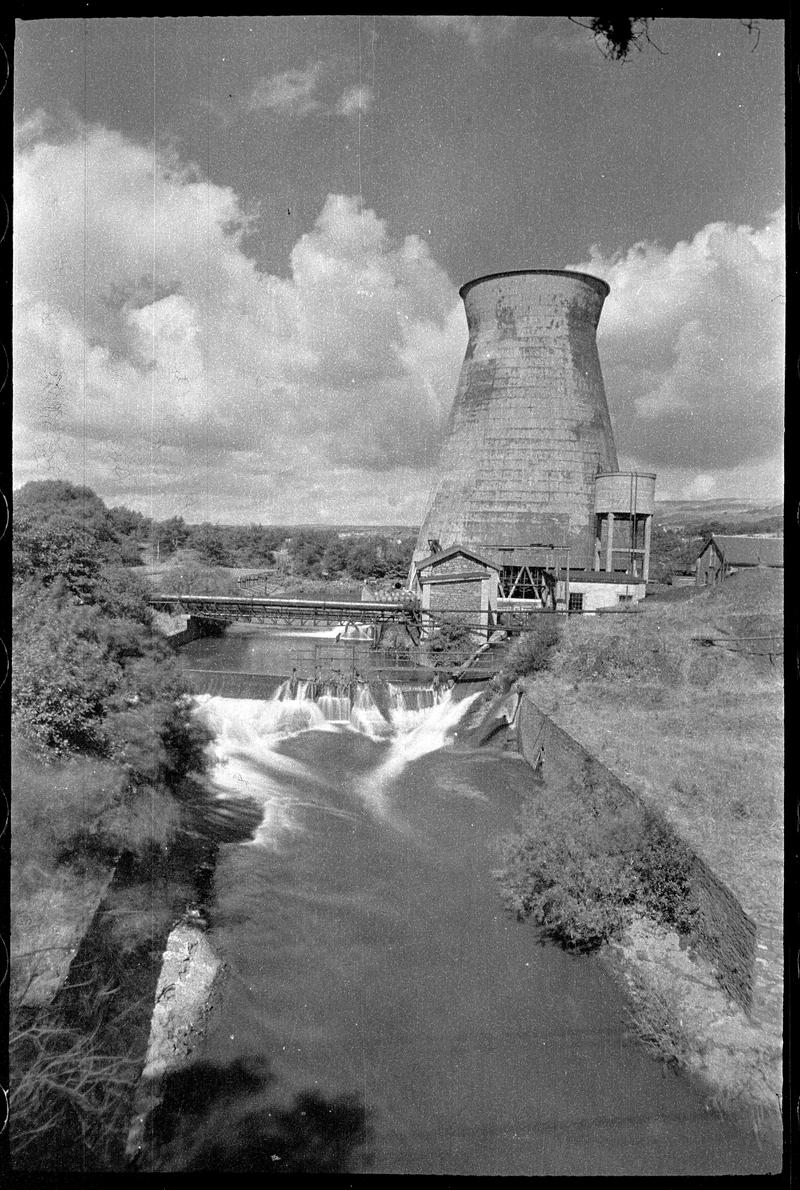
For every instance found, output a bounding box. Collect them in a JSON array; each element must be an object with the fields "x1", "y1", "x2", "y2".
[{"x1": 169, "y1": 625, "x2": 773, "y2": 1174}]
